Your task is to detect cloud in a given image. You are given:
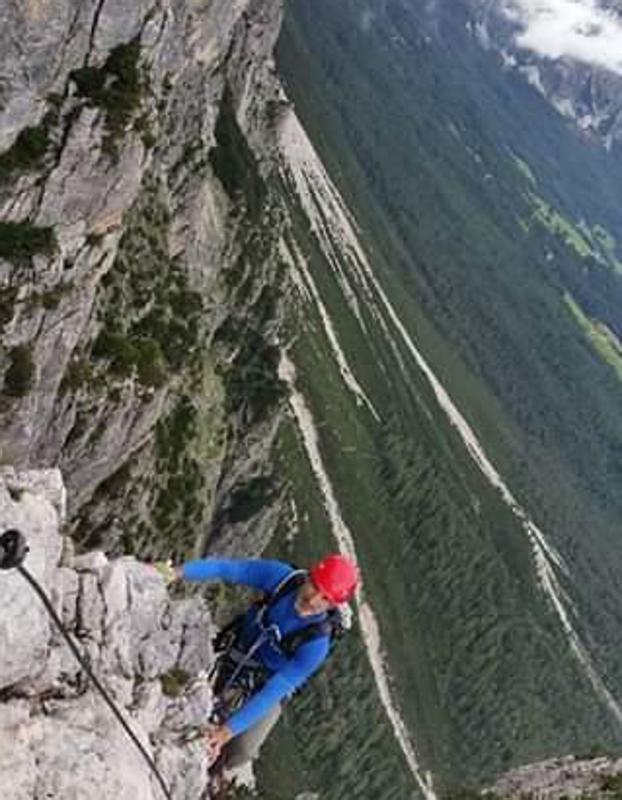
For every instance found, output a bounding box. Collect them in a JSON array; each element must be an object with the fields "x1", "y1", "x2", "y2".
[
  {"x1": 500, "y1": 0, "x2": 622, "y2": 74},
  {"x1": 361, "y1": 9, "x2": 374, "y2": 32}
]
